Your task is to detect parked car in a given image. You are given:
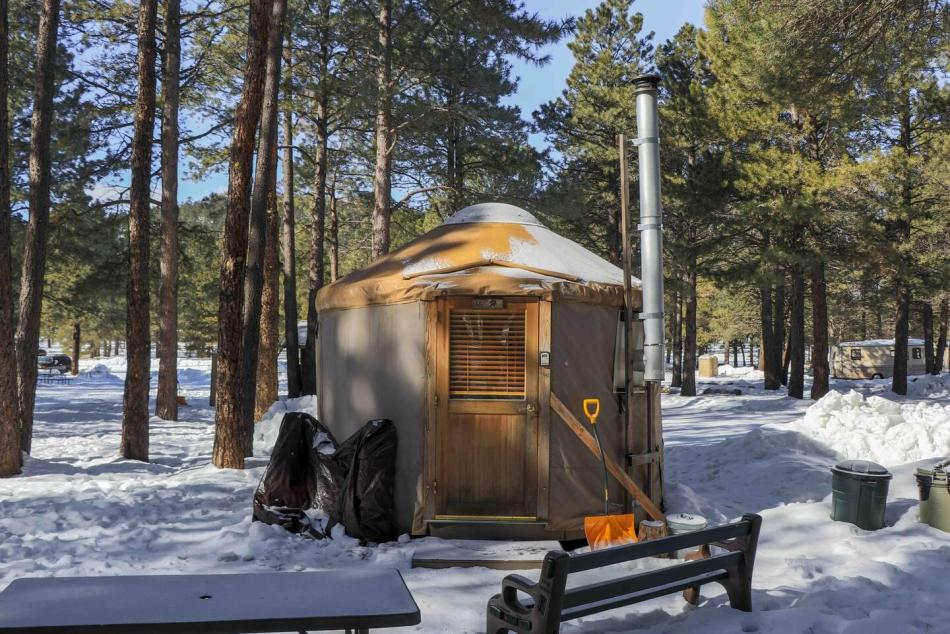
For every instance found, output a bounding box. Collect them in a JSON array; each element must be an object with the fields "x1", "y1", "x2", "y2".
[{"x1": 38, "y1": 354, "x2": 72, "y2": 375}]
